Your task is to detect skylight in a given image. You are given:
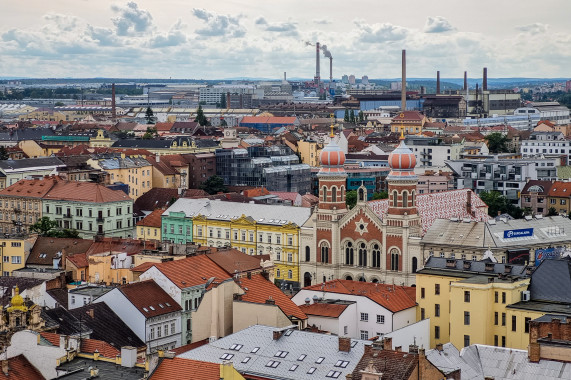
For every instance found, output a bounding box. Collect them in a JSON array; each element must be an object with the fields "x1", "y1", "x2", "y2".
[
  {"x1": 350, "y1": 341, "x2": 358, "y2": 348},
  {"x1": 326, "y1": 370, "x2": 341, "y2": 378},
  {"x1": 265, "y1": 360, "x2": 280, "y2": 368},
  {"x1": 334, "y1": 360, "x2": 349, "y2": 368},
  {"x1": 220, "y1": 353, "x2": 234, "y2": 360},
  {"x1": 241, "y1": 357, "x2": 251, "y2": 363},
  {"x1": 284, "y1": 329, "x2": 293, "y2": 336},
  {"x1": 297, "y1": 354, "x2": 306, "y2": 361},
  {"x1": 149, "y1": 306, "x2": 155, "y2": 310},
  {"x1": 274, "y1": 351, "x2": 288, "y2": 358},
  {"x1": 143, "y1": 307, "x2": 148, "y2": 312},
  {"x1": 165, "y1": 302, "x2": 171, "y2": 307},
  {"x1": 307, "y1": 367, "x2": 316, "y2": 374},
  {"x1": 251, "y1": 347, "x2": 260, "y2": 353},
  {"x1": 230, "y1": 344, "x2": 243, "y2": 351},
  {"x1": 289, "y1": 364, "x2": 298, "y2": 371},
  {"x1": 159, "y1": 304, "x2": 164, "y2": 308},
  {"x1": 315, "y1": 357, "x2": 324, "y2": 364}
]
